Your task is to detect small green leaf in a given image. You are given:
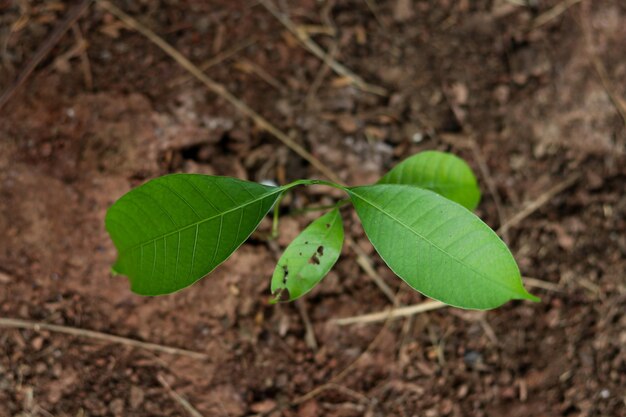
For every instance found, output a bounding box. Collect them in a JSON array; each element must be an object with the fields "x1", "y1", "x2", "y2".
[
  {"x1": 348, "y1": 184, "x2": 539, "y2": 310},
  {"x1": 105, "y1": 174, "x2": 283, "y2": 295},
  {"x1": 271, "y1": 208, "x2": 344, "y2": 302},
  {"x1": 378, "y1": 150, "x2": 481, "y2": 210}
]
